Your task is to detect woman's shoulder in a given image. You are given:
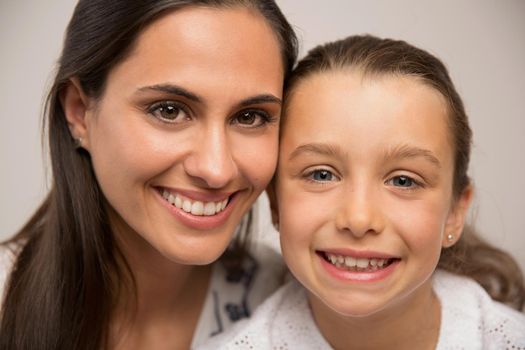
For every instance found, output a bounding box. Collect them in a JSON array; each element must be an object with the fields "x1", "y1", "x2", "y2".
[
  {"x1": 433, "y1": 269, "x2": 525, "y2": 349},
  {"x1": 196, "y1": 279, "x2": 330, "y2": 350},
  {"x1": 0, "y1": 242, "x2": 21, "y2": 302}
]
